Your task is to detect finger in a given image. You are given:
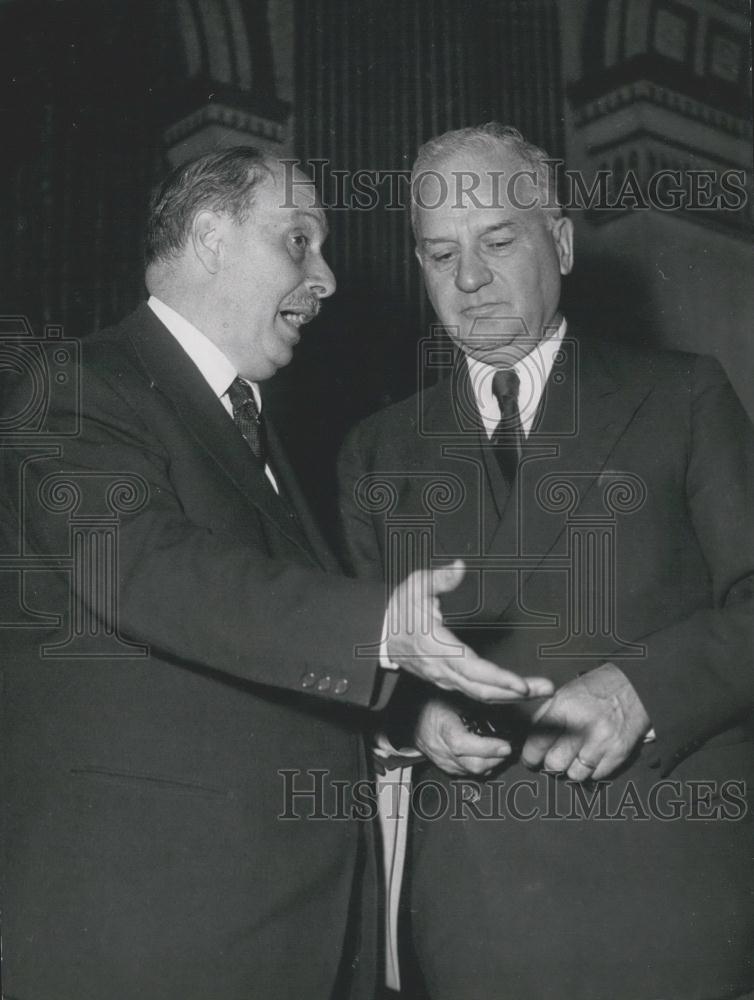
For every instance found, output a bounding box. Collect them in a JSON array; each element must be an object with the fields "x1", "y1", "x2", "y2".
[
  {"x1": 542, "y1": 732, "x2": 583, "y2": 774},
  {"x1": 427, "y1": 559, "x2": 466, "y2": 595},
  {"x1": 590, "y1": 745, "x2": 629, "y2": 781},
  {"x1": 403, "y1": 631, "x2": 530, "y2": 700},
  {"x1": 444, "y1": 644, "x2": 529, "y2": 697},
  {"x1": 521, "y1": 722, "x2": 562, "y2": 769},
  {"x1": 425, "y1": 755, "x2": 468, "y2": 776},
  {"x1": 564, "y1": 722, "x2": 618, "y2": 780},
  {"x1": 397, "y1": 616, "x2": 531, "y2": 698},
  {"x1": 531, "y1": 697, "x2": 554, "y2": 725},
  {"x1": 415, "y1": 745, "x2": 472, "y2": 776},
  {"x1": 520, "y1": 677, "x2": 554, "y2": 699},
  {"x1": 448, "y1": 679, "x2": 541, "y2": 703},
  {"x1": 568, "y1": 723, "x2": 628, "y2": 780},
  {"x1": 456, "y1": 755, "x2": 504, "y2": 775},
  {"x1": 567, "y1": 750, "x2": 600, "y2": 782},
  {"x1": 445, "y1": 729, "x2": 511, "y2": 759}
]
